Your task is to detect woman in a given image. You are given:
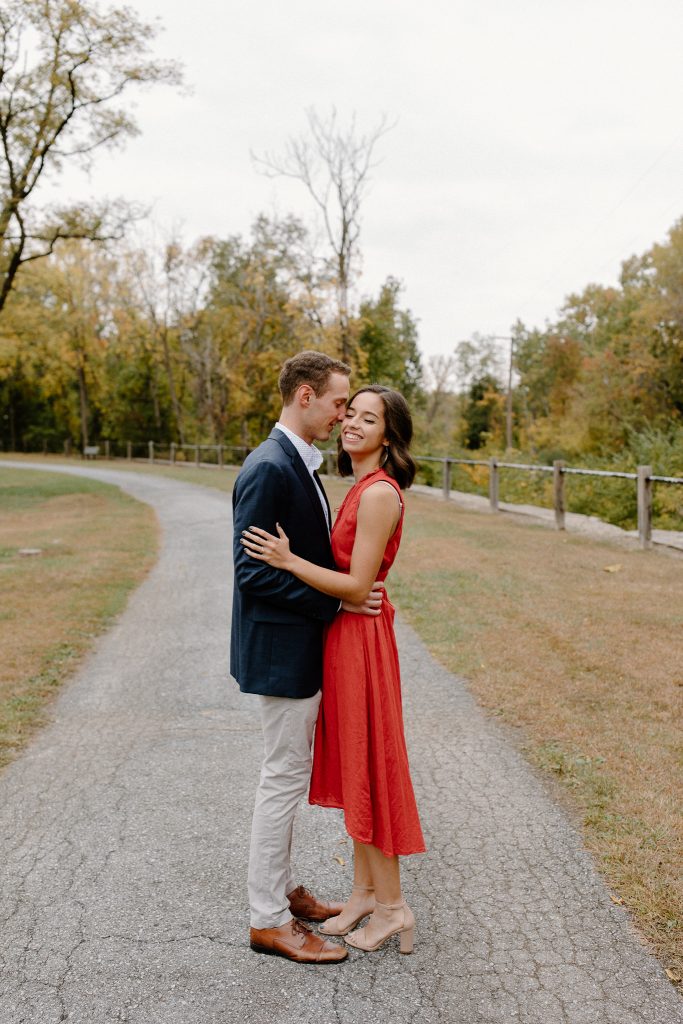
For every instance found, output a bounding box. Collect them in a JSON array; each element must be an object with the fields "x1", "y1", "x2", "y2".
[{"x1": 241, "y1": 385, "x2": 425, "y2": 954}]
